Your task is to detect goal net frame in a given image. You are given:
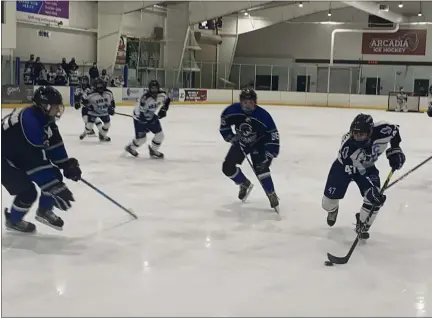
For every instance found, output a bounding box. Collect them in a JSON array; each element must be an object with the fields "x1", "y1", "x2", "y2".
[{"x1": 387, "y1": 91, "x2": 420, "y2": 112}]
